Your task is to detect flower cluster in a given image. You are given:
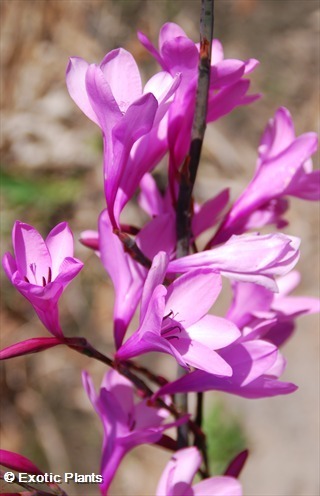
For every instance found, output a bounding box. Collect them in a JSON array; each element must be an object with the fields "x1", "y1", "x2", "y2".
[{"x1": 2, "y1": 19, "x2": 318, "y2": 496}]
